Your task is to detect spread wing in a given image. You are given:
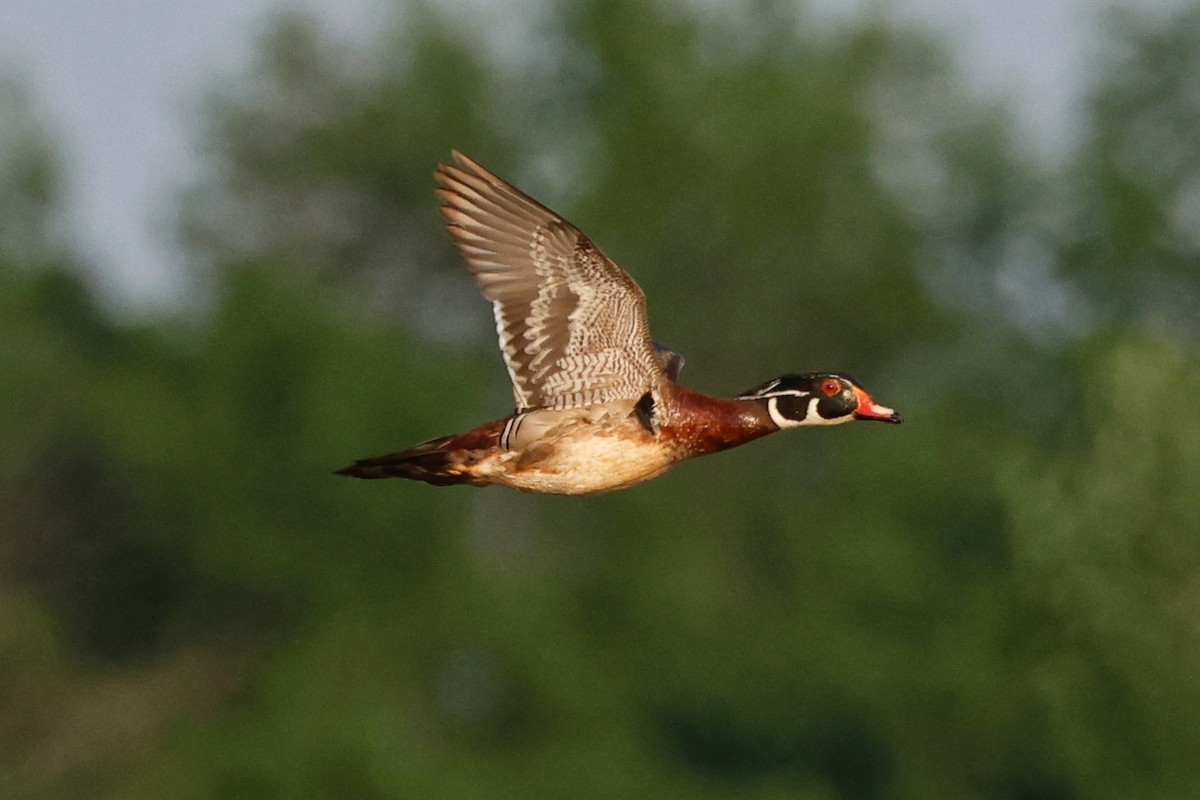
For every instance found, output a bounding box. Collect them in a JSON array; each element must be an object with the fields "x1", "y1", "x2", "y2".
[{"x1": 436, "y1": 151, "x2": 666, "y2": 411}]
